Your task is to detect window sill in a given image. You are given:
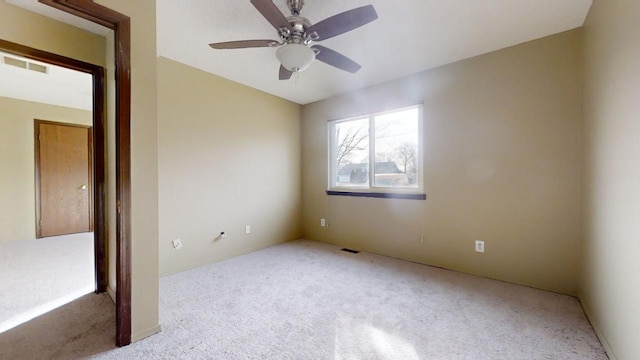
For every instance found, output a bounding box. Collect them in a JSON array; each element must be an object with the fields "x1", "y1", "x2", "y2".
[{"x1": 326, "y1": 190, "x2": 426, "y2": 200}]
